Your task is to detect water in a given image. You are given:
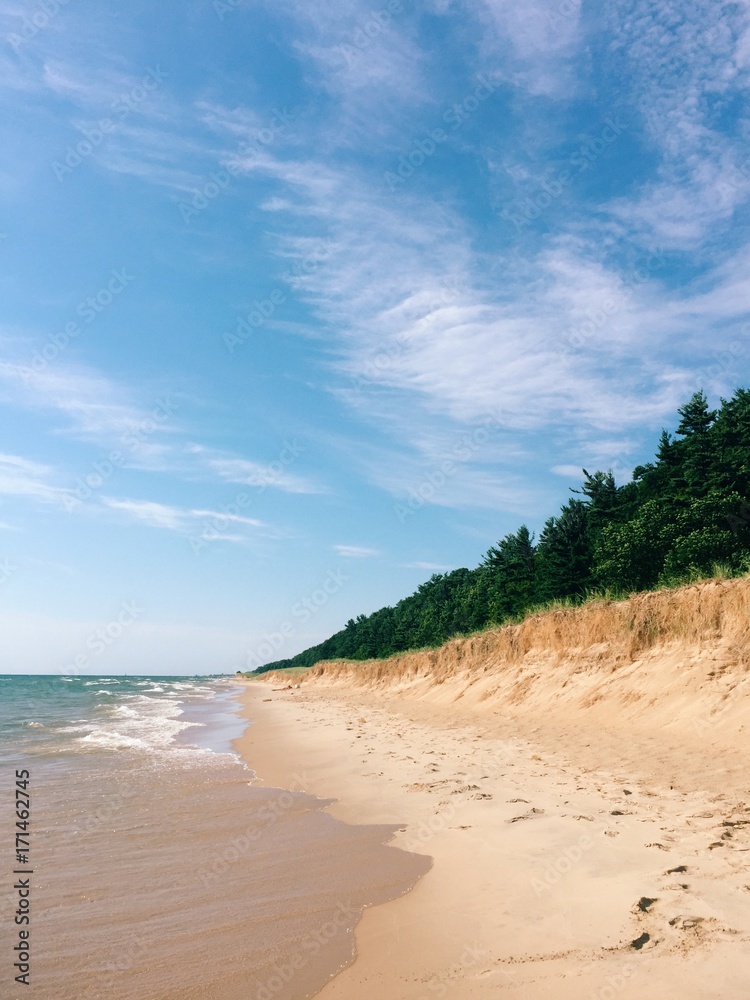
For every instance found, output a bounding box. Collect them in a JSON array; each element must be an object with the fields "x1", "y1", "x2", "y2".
[{"x1": 0, "y1": 675, "x2": 429, "y2": 1000}]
